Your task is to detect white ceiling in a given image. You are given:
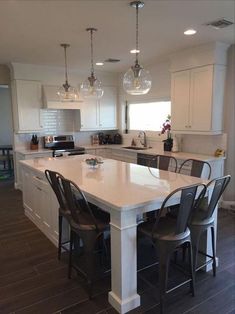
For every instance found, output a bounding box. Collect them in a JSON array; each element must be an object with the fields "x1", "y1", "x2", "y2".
[{"x1": 0, "y1": 0, "x2": 234, "y2": 73}]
